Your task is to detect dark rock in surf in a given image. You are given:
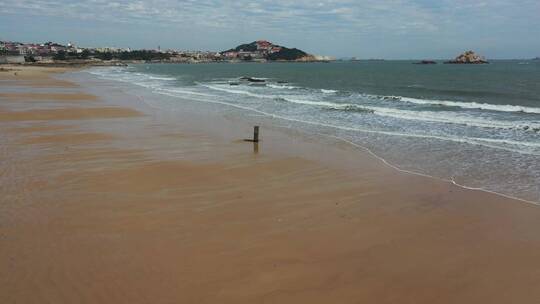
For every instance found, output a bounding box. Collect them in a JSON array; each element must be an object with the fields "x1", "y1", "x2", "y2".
[{"x1": 240, "y1": 76, "x2": 265, "y2": 83}]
